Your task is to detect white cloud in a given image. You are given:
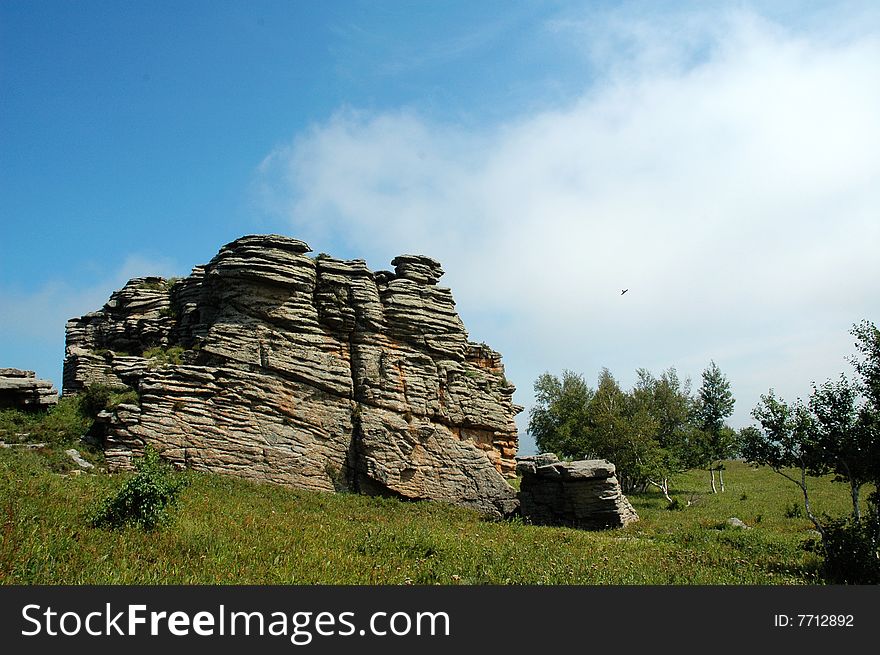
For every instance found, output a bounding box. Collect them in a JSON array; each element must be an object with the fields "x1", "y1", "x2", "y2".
[{"x1": 257, "y1": 9, "x2": 880, "y2": 453}]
